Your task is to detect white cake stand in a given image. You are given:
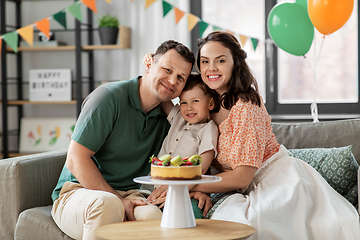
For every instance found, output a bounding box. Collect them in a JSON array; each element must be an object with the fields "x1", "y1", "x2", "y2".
[{"x1": 133, "y1": 175, "x2": 221, "y2": 229}]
